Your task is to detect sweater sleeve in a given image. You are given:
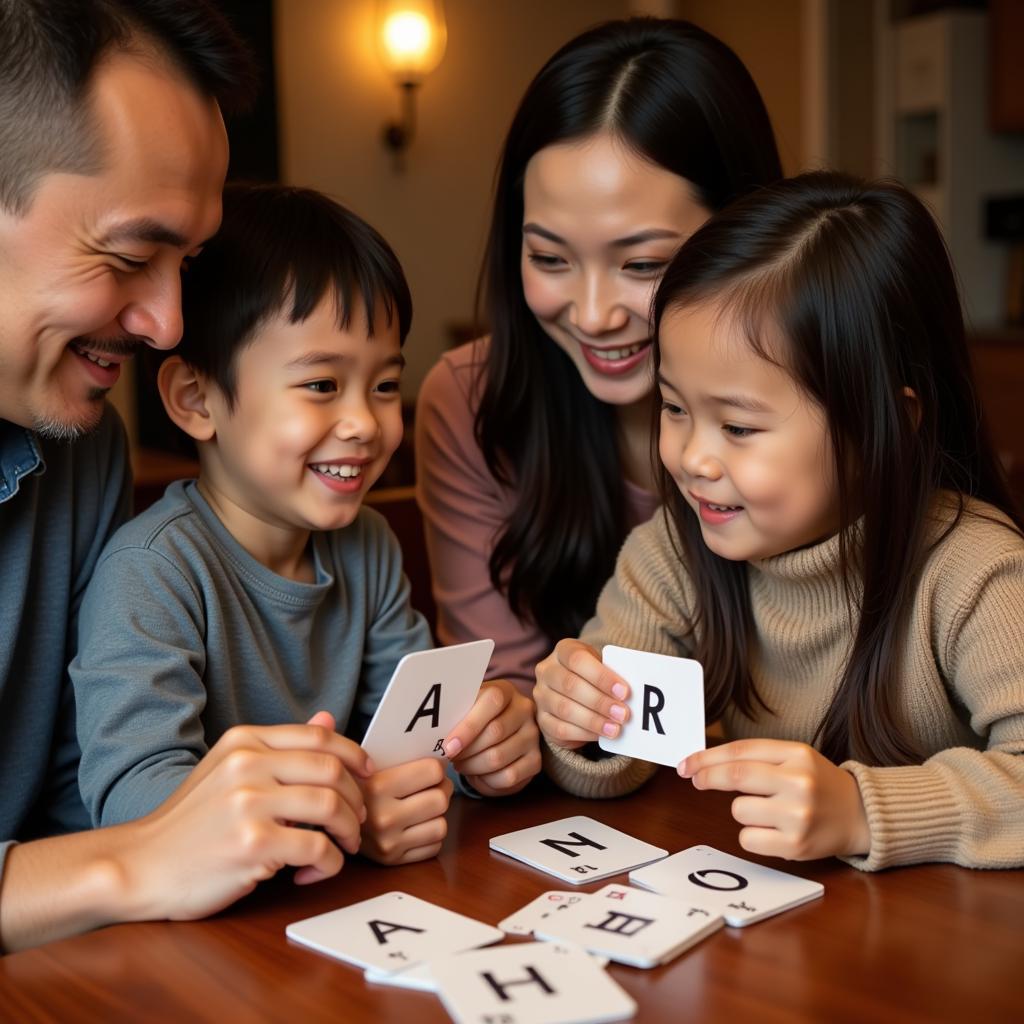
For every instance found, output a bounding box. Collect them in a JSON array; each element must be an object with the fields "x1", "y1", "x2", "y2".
[
  {"x1": 543, "y1": 512, "x2": 698, "y2": 800},
  {"x1": 842, "y1": 537, "x2": 1024, "y2": 871},
  {"x1": 414, "y1": 348, "x2": 551, "y2": 691},
  {"x1": 71, "y1": 545, "x2": 209, "y2": 827}
]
